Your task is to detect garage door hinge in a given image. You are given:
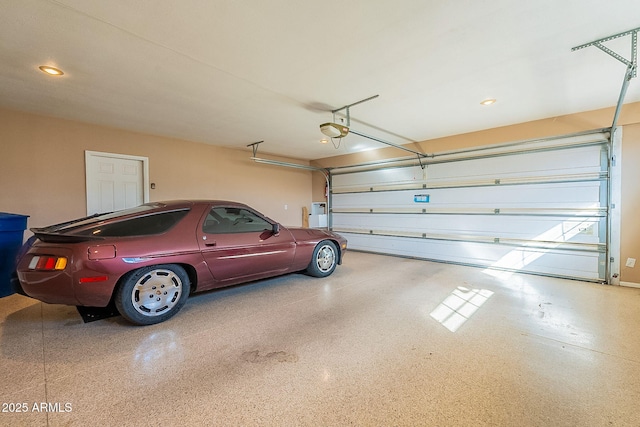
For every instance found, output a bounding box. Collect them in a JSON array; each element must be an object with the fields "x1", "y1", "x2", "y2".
[{"x1": 610, "y1": 257, "x2": 615, "y2": 263}]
